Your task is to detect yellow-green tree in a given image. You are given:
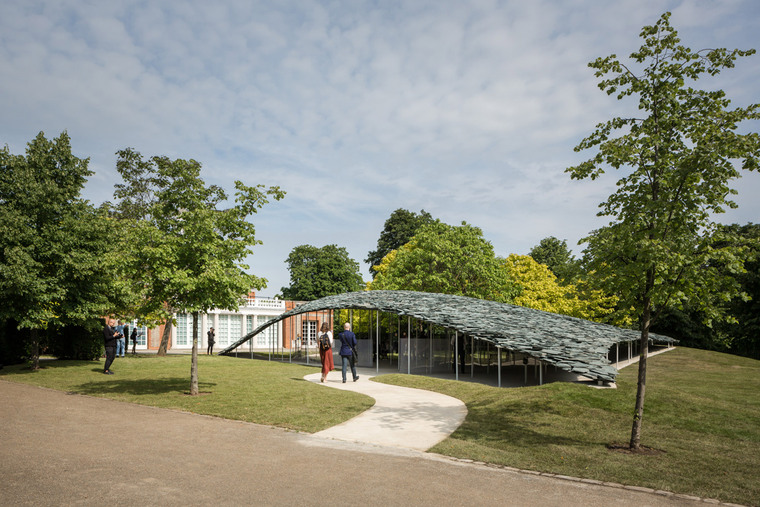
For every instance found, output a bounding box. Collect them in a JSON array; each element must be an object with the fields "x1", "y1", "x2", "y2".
[{"x1": 502, "y1": 254, "x2": 619, "y2": 322}]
